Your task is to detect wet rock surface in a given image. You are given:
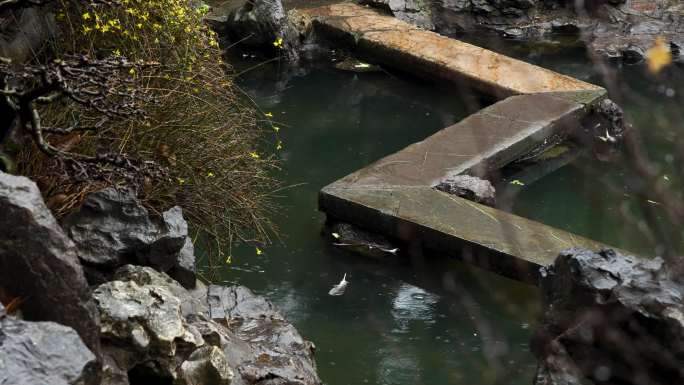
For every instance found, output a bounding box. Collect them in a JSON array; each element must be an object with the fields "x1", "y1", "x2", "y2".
[
  {"x1": 532, "y1": 248, "x2": 684, "y2": 385},
  {"x1": 0, "y1": 315, "x2": 98, "y2": 385},
  {"x1": 328, "y1": 222, "x2": 400, "y2": 259},
  {"x1": 95, "y1": 265, "x2": 321, "y2": 385},
  {"x1": 64, "y1": 187, "x2": 196, "y2": 288},
  {"x1": 0, "y1": 171, "x2": 101, "y2": 356},
  {"x1": 435, "y1": 174, "x2": 496, "y2": 205}
]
